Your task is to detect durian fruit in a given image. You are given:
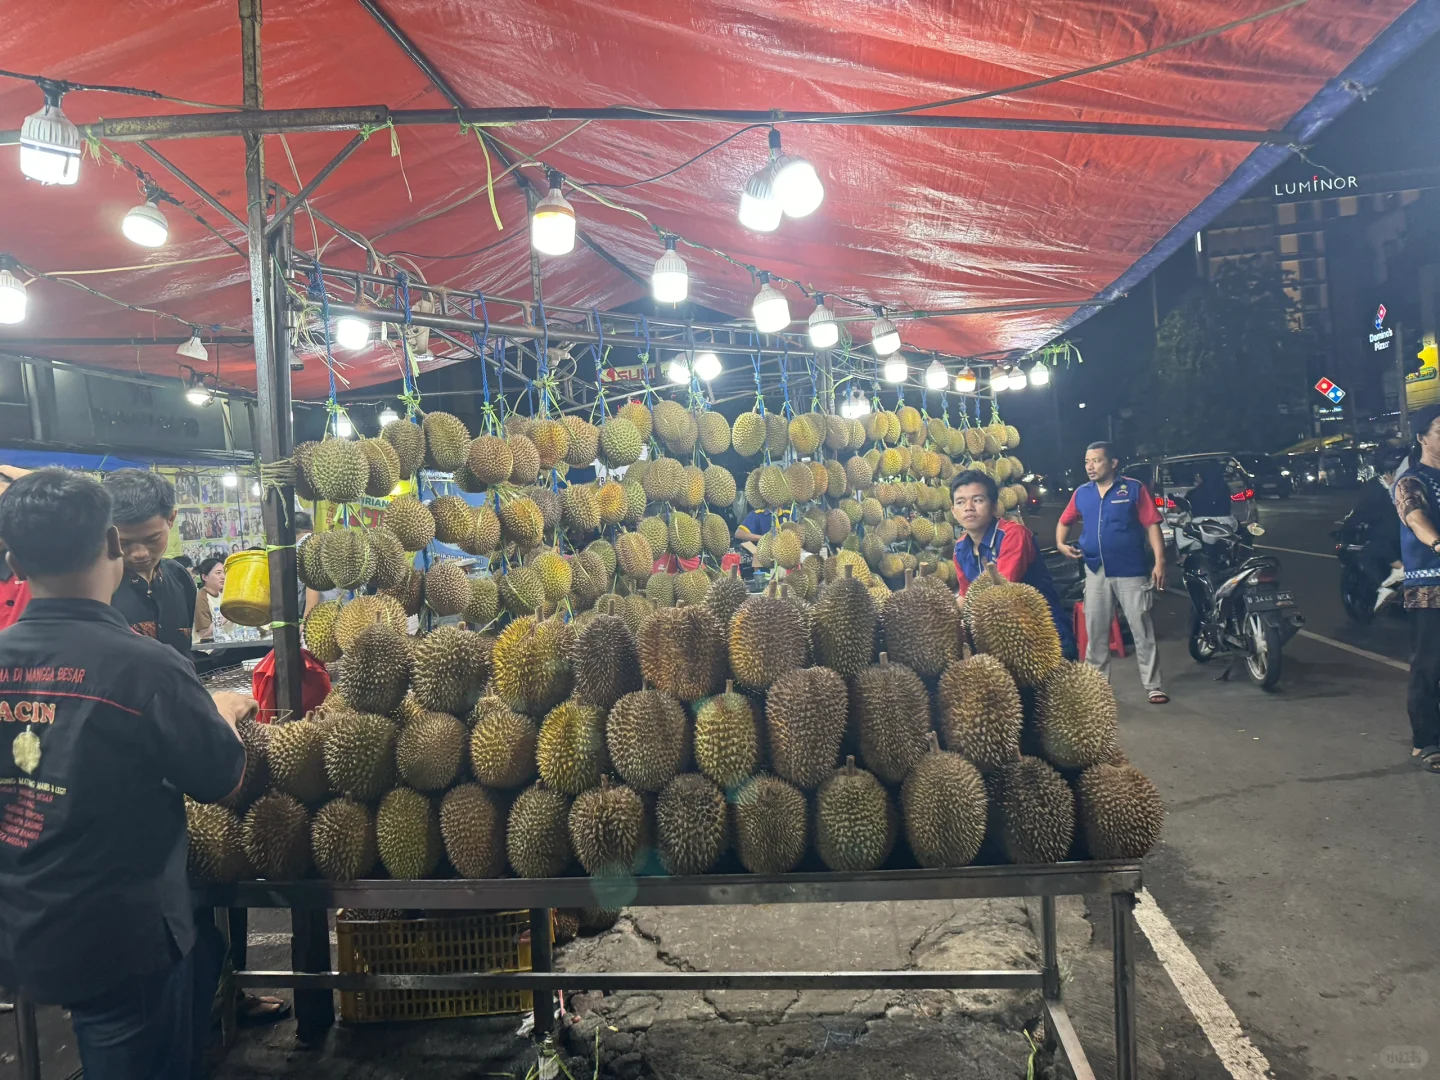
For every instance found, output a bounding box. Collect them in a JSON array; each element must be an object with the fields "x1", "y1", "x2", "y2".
[
  {"x1": 396, "y1": 709, "x2": 466, "y2": 791},
  {"x1": 784, "y1": 461, "x2": 816, "y2": 503},
  {"x1": 311, "y1": 797, "x2": 377, "y2": 881},
  {"x1": 561, "y1": 415, "x2": 600, "y2": 467},
  {"x1": 728, "y1": 586, "x2": 810, "y2": 691},
  {"x1": 561, "y1": 484, "x2": 600, "y2": 536},
  {"x1": 674, "y1": 567, "x2": 711, "y2": 606},
  {"x1": 467, "y1": 434, "x2": 514, "y2": 486},
  {"x1": 851, "y1": 653, "x2": 931, "y2": 785},
  {"x1": 1035, "y1": 661, "x2": 1121, "y2": 769},
  {"x1": 526, "y1": 551, "x2": 570, "y2": 605},
  {"x1": 697, "y1": 411, "x2": 731, "y2": 456},
  {"x1": 616, "y1": 531, "x2": 655, "y2": 579},
  {"x1": 572, "y1": 605, "x2": 643, "y2": 710},
  {"x1": 384, "y1": 567, "x2": 426, "y2": 617},
  {"x1": 537, "y1": 699, "x2": 610, "y2": 795},
  {"x1": 491, "y1": 615, "x2": 575, "y2": 715},
  {"x1": 383, "y1": 418, "x2": 426, "y2": 477},
  {"x1": 606, "y1": 687, "x2": 688, "y2": 792},
  {"x1": 673, "y1": 465, "x2": 706, "y2": 511},
  {"x1": 376, "y1": 787, "x2": 441, "y2": 879},
  {"x1": 531, "y1": 486, "x2": 565, "y2": 533},
  {"x1": 498, "y1": 496, "x2": 545, "y2": 548},
  {"x1": 339, "y1": 622, "x2": 411, "y2": 714},
  {"x1": 824, "y1": 508, "x2": 852, "y2": 547},
  {"x1": 508, "y1": 435, "x2": 542, "y2": 484},
  {"x1": 880, "y1": 571, "x2": 961, "y2": 679},
  {"x1": 425, "y1": 561, "x2": 473, "y2": 617},
  {"x1": 937, "y1": 654, "x2": 1023, "y2": 773},
  {"x1": 656, "y1": 773, "x2": 729, "y2": 875},
  {"x1": 463, "y1": 576, "x2": 500, "y2": 629},
  {"x1": 642, "y1": 457, "x2": 685, "y2": 503},
  {"x1": 529, "y1": 419, "x2": 571, "y2": 470},
  {"x1": 667, "y1": 511, "x2": 702, "y2": 560},
  {"x1": 901, "y1": 735, "x2": 988, "y2": 868},
  {"x1": 637, "y1": 515, "x2": 669, "y2": 557},
  {"x1": 703, "y1": 568, "x2": 748, "y2": 627},
  {"x1": 733, "y1": 774, "x2": 807, "y2": 874},
  {"x1": 422, "y1": 411, "x2": 471, "y2": 471},
  {"x1": 756, "y1": 464, "x2": 790, "y2": 508},
  {"x1": 297, "y1": 533, "x2": 336, "y2": 591},
  {"x1": 223, "y1": 715, "x2": 271, "y2": 812},
  {"x1": 732, "y1": 411, "x2": 767, "y2": 457},
  {"x1": 383, "y1": 494, "x2": 437, "y2": 552},
  {"x1": 440, "y1": 783, "x2": 506, "y2": 878},
  {"x1": 846, "y1": 456, "x2": 874, "y2": 492},
  {"x1": 693, "y1": 679, "x2": 759, "y2": 790},
  {"x1": 826, "y1": 549, "x2": 875, "y2": 587},
  {"x1": 638, "y1": 605, "x2": 727, "y2": 701},
  {"x1": 360, "y1": 437, "x2": 402, "y2": 498},
  {"x1": 652, "y1": 400, "x2": 695, "y2": 454},
  {"x1": 599, "y1": 416, "x2": 643, "y2": 467},
  {"x1": 242, "y1": 792, "x2": 312, "y2": 879},
  {"x1": 766, "y1": 666, "x2": 847, "y2": 790},
  {"x1": 764, "y1": 412, "x2": 789, "y2": 456},
  {"x1": 815, "y1": 757, "x2": 897, "y2": 872},
  {"x1": 613, "y1": 400, "x2": 650, "y2": 441},
  {"x1": 293, "y1": 441, "x2": 321, "y2": 502},
  {"x1": 366, "y1": 527, "x2": 411, "y2": 590},
  {"x1": 187, "y1": 800, "x2": 249, "y2": 883},
  {"x1": 303, "y1": 598, "x2": 343, "y2": 663},
  {"x1": 997, "y1": 756, "x2": 1075, "y2": 864},
  {"x1": 569, "y1": 777, "x2": 646, "y2": 875},
  {"x1": 498, "y1": 564, "x2": 545, "y2": 616},
  {"x1": 772, "y1": 529, "x2": 803, "y2": 570},
  {"x1": 411, "y1": 625, "x2": 488, "y2": 715},
  {"x1": 267, "y1": 719, "x2": 329, "y2": 803},
  {"x1": 507, "y1": 783, "x2": 573, "y2": 877},
  {"x1": 468, "y1": 697, "x2": 539, "y2": 789},
  {"x1": 323, "y1": 711, "x2": 397, "y2": 799},
  {"x1": 430, "y1": 495, "x2": 476, "y2": 545},
  {"x1": 620, "y1": 480, "x2": 647, "y2": 524},
  {"x1": 644, "y1": 572, "x2": 675, "y2": 607},
  {"x1": 596, "y1": 481, "x2": 628, "y2": 527},
  {"x1": 824, "y1": 458, "x2": 847, "y2": 499},
  {"x1": 311, "y1": 438, "x2": 369, "y2": 503},
  {"x1": 967, "y1": 581, "x2": 1063, "y2": 687},
  {"x1": 1075, "y1": 764, "x2": 1164, "y2": 860},
  {"x1": 321, "y1": 528, "x2": 374, "y2": 590},
  {"x1": 813, "y1": 564, "x2": 876, "y2": 676}
]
